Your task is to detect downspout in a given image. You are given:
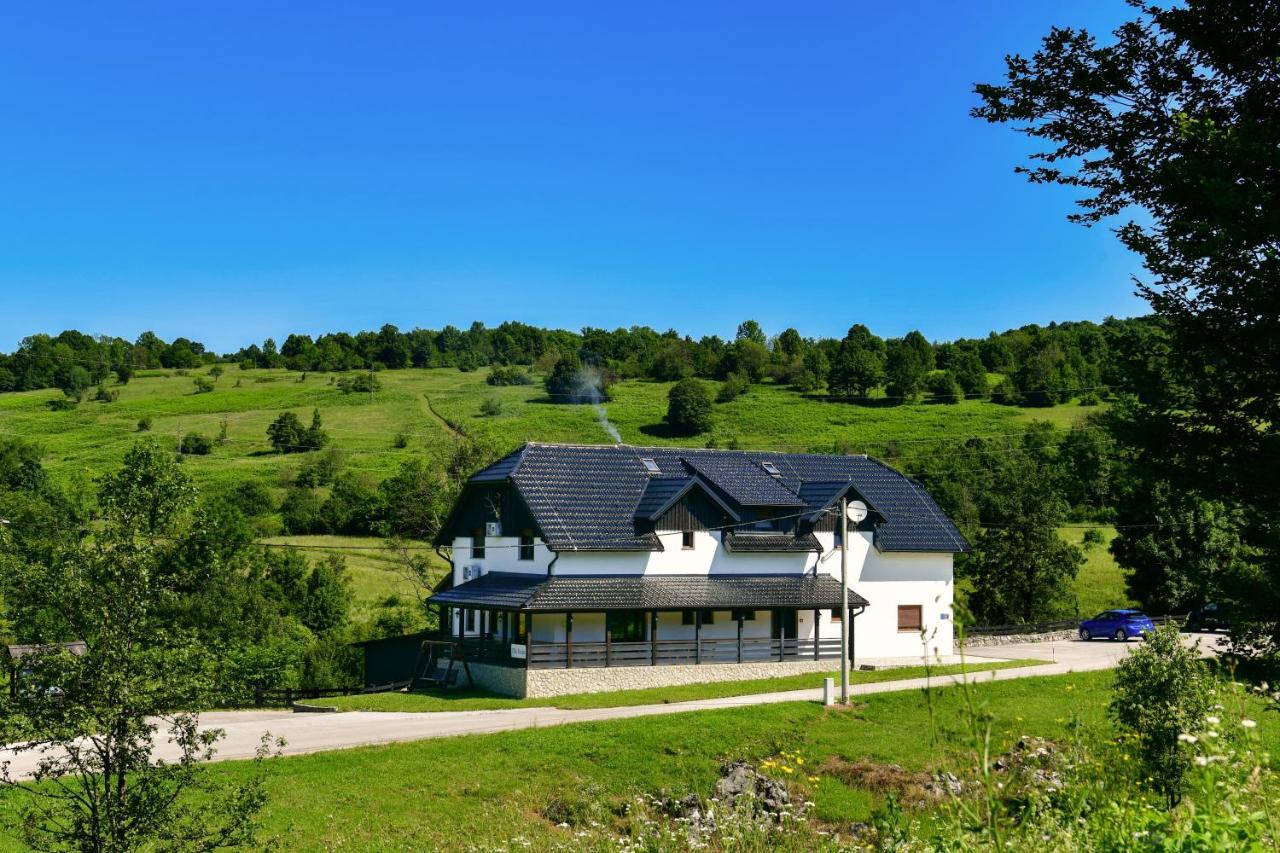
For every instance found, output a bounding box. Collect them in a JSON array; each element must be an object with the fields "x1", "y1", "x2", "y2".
[{"x1": 547, "y1": 549, "x2": 560, "y2": 577}]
